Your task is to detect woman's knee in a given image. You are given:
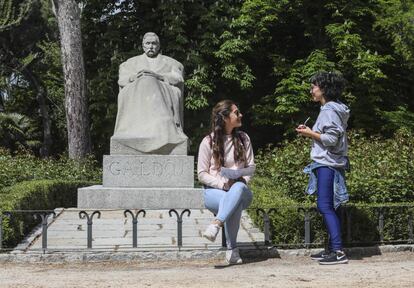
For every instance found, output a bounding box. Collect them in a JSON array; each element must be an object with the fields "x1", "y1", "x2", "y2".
[
  {"x1": 231, "y1": 182, "x2": 253, "y2": 206},
  {"x1": 203, "y1": 189, "x2": 223, "y2": 212},
  {"x1": 231, "y1": 181, "x2": 249, "y2": 193}
]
